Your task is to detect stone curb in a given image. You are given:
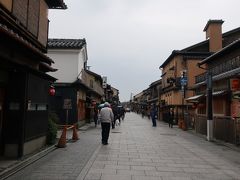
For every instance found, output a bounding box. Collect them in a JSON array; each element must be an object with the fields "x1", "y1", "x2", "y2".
[
  {"x1": 0, "y1": 145, "x2": 56, "y2": 180},
  {"x1": 0, "y1": 122, "x2": 93, "y2": 180}
]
